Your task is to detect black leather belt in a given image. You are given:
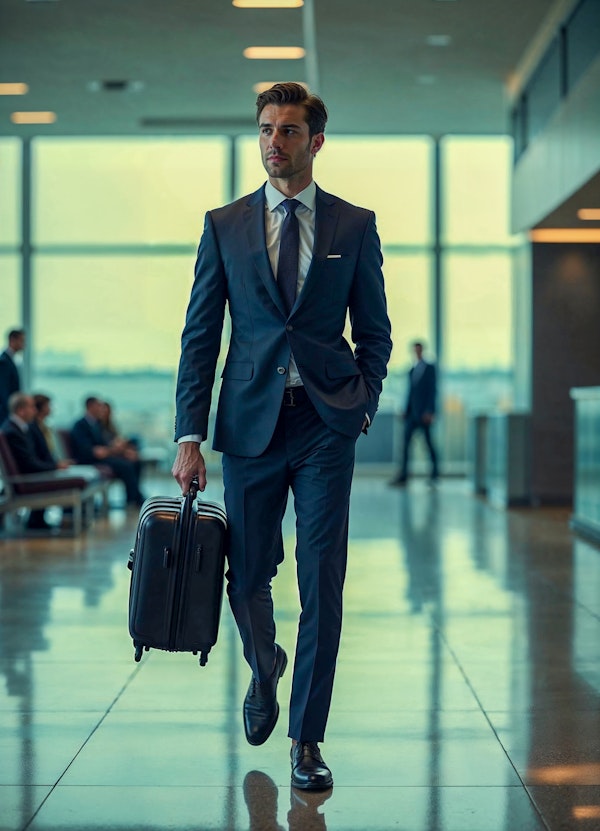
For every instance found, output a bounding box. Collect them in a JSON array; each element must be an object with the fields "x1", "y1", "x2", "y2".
[{"x1": 282, "y1": 386, "x2": 309, "y2": 407}]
